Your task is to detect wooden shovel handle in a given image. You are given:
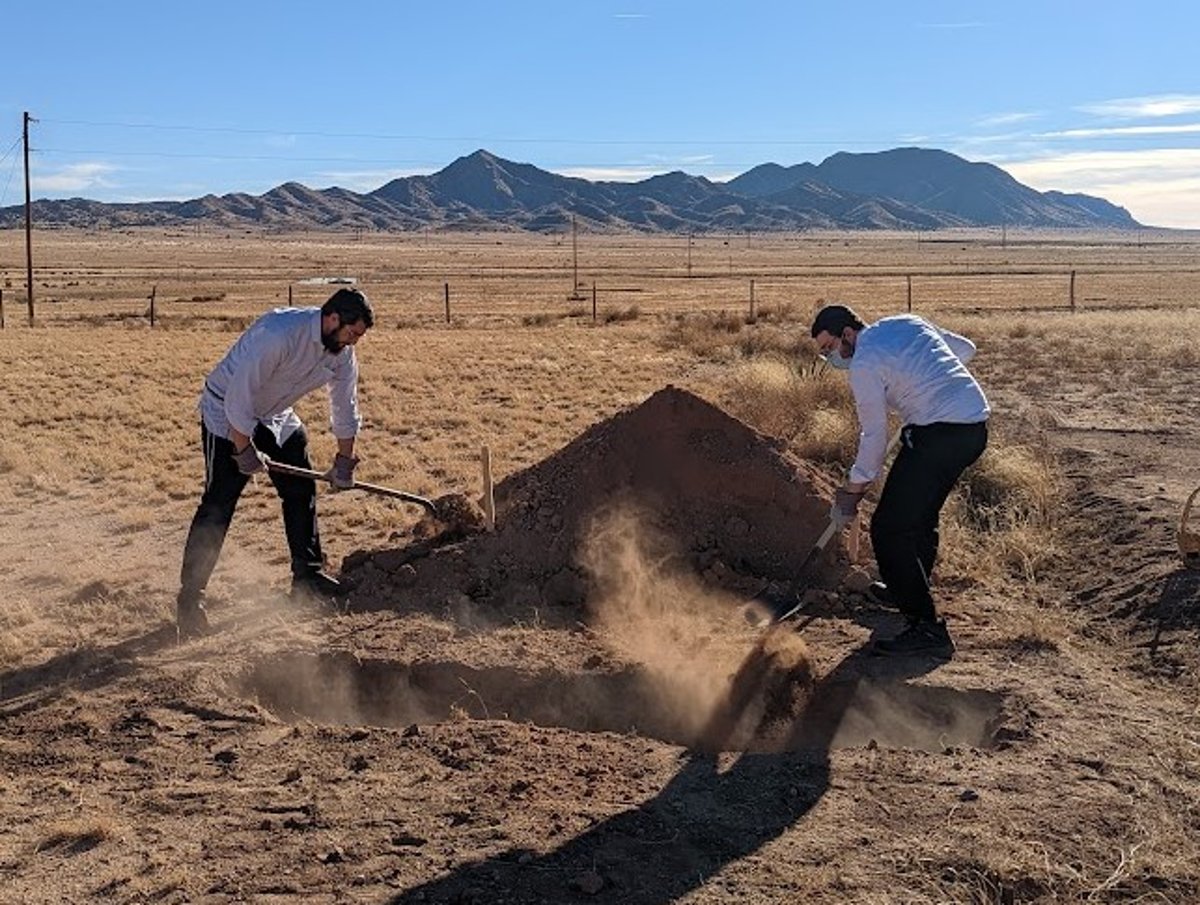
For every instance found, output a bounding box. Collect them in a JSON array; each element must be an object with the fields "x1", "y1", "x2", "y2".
[{"x1": 265, "y1": 460, "x2": 438, "y2": 516}]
